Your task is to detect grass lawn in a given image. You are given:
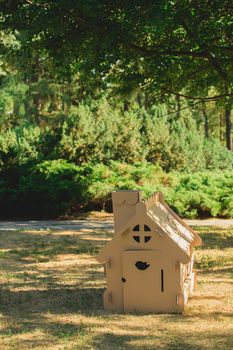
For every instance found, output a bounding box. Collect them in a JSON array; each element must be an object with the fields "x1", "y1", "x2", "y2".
[{"x1": 0, "y1": 224, "x2": 233, "y2": 350}]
